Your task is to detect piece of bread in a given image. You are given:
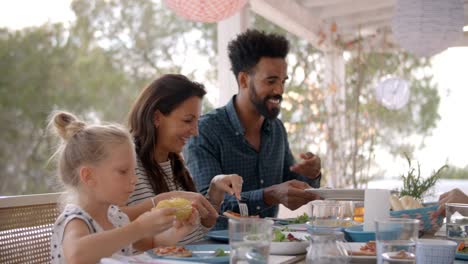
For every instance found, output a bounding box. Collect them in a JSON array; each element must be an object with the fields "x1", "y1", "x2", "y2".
[
  {"x1": 390, "y1": 195, "x2": 404, "y2": 211},
  {"x1": 399, "y1": 195, "x2": 422, "y2": 210},
  {"x1": 153, "y1": 246, "x2": 192, "y2": 258}
]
